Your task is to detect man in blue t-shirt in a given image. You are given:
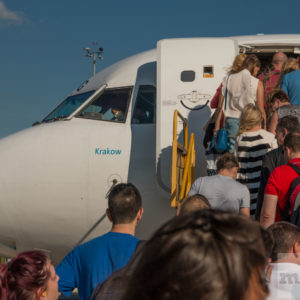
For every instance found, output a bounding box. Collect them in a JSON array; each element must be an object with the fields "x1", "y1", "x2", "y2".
[
  {"x1": 56, "y1": 183, "x2": 143, "y2": 300},
  {"x1": 281, "y1": 69, "x2": 300, "y2": 106}
]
